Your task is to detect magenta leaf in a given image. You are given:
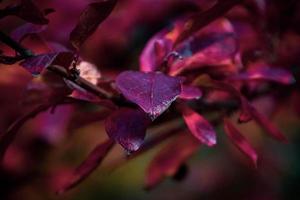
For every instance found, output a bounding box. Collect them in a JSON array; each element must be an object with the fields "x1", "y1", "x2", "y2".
[
  {"x1": 11, "y1": 23, "x2": 47, "y2": 42},
  {"x1": 139, "y1": 29, "x2": 173, "y2": 72},
  {"x1": 228, "y1": 66, "x2": 295, "y2": 85},
  {"x1": 57, "y1": 139, "x2": 114, "y2": 194},
  {"x1": 70, "y1": 0, "x2": 118, "y2": 48},
  {"x1": 223, "y1": 118, "x2": 258, "y2": 167},
  {"x1": 180, "y1": 104, "x2": 216, "y2": 146},
  {"x1": 105, "y1": 108, "x2": 151, "y2": 152},
  {"x1": 116, "y1": 71, "x2": 181, "y2": 119},
  {"x1": 20, "y1": 52, "x2": 74, "y2": 75},
  {"x1": 145, "y1": 133, "x2": 200, "y2": 189},
  {"x1": 179, "y1": 85, "x2": 202, "y2": 100}
]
